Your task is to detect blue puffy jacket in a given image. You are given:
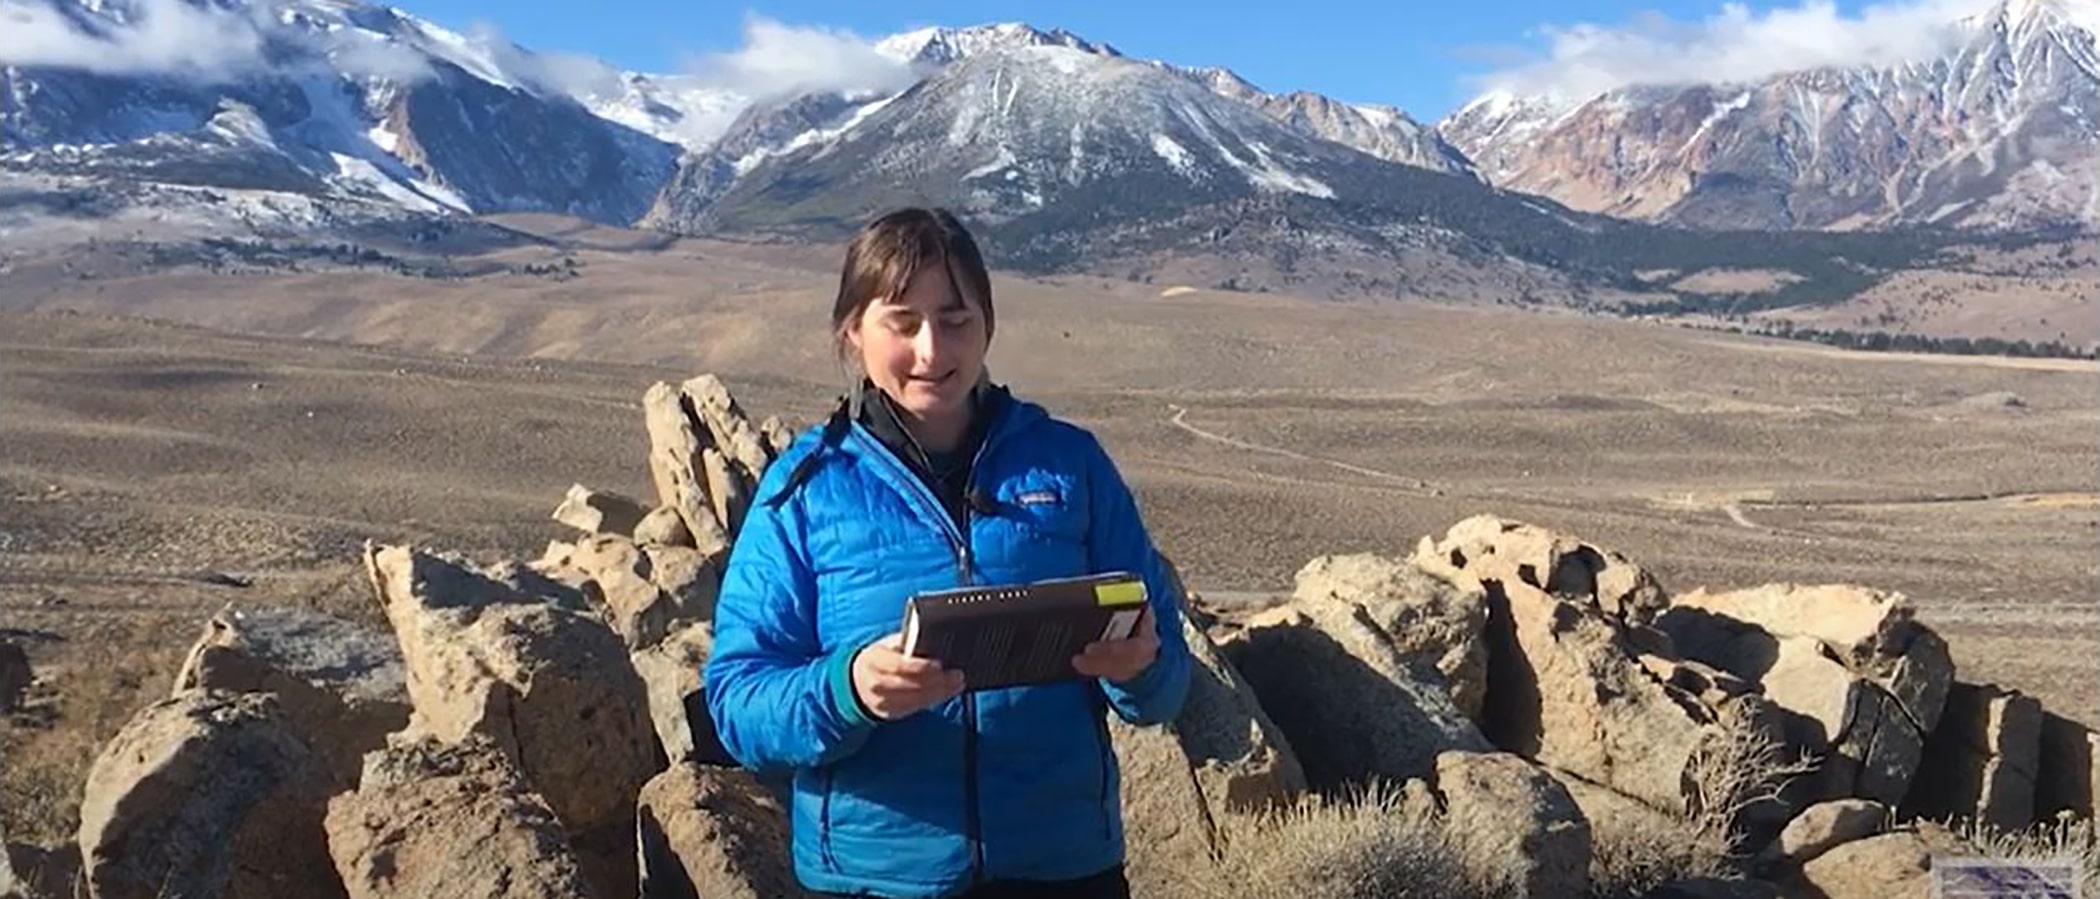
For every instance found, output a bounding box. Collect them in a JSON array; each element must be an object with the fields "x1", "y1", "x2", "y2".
[{"x1": 703, "y1": 389, "x2": 1193, "y2": 898}]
